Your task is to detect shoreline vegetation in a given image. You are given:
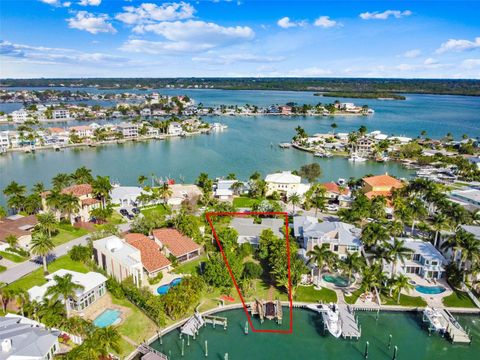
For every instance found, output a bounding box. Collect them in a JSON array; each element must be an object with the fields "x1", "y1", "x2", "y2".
[
  {"x1": 1, "y1": 78, "x2": 480, "y2": 96},
  {"x1": 315, "y1": 92, "x2": 407, "y2": 100}
]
